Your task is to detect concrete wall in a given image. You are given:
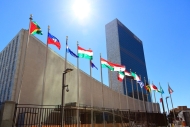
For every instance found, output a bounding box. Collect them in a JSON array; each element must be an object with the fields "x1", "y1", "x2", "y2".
[
  {"x1": 12, "y1": 29, "x2": 160, "y2": 112},
  {"x1": 0, "y1": 101, "x2": 16, "y2": 127}
]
